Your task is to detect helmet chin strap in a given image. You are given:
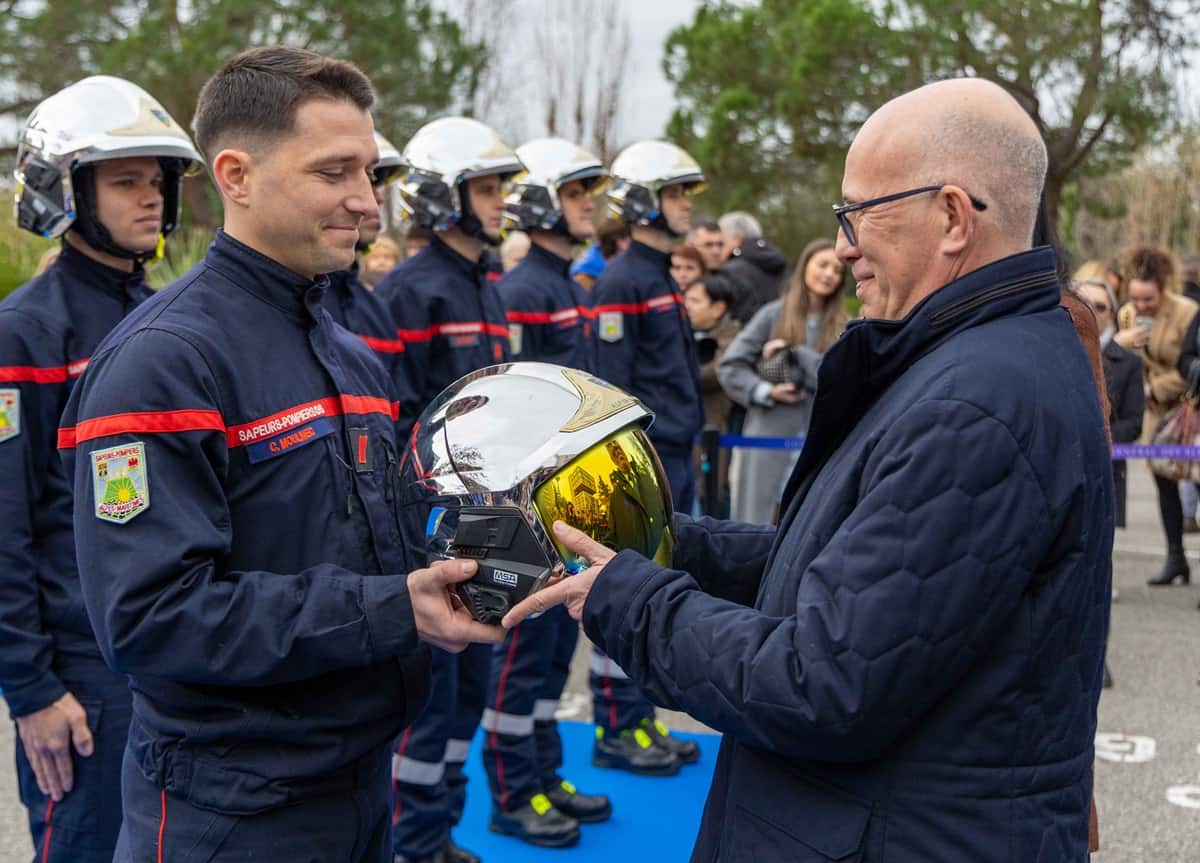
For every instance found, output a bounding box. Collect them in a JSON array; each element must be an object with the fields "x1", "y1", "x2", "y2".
[
  {"x1": 551, "y1": 215, "x2": 589, "y2": 245},
  {"x1": 650, "y1": 211, "x2": 684, "y2": 239},
  {"x1": 457, "y1": 182, "x2": 501, "y2": 247},
  {"x1": 69, "y1": 165, "x2": 155, "y2": 267}
]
